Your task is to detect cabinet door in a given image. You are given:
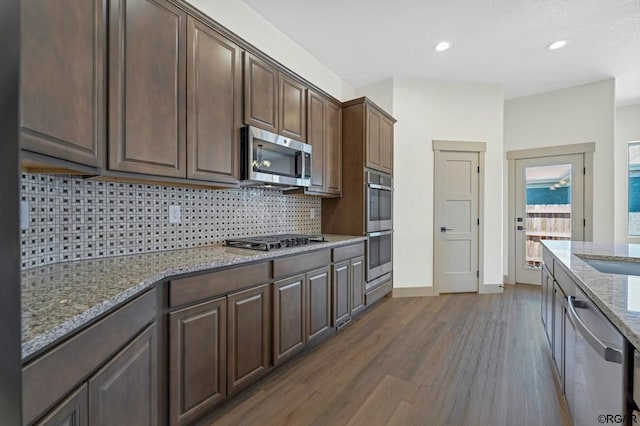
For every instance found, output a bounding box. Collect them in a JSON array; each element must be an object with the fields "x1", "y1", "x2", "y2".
[
  {"x1": 227, "y1": 284, "x2": 271, "y2": 395},
  {"x1": 109, "y1": 0, "x2": 187, "y2": 178},
  {"x1": 365, "y1": 106, "x2": 381, "y2": 171},
  {"x1": 541, "y1": 267, "x2": 547, "y2": 328},
  {"x1": 379, "y1": 116, "x2": 394, "y2": 174},
  {"x1": 546, "y1": 272, "x2": 554, "y2": 344},
  {"x1": 306, "y1": 266, "x2": 332, "y2": 344},
  {"x1": 306, "y1": 90, "x2": 326, "y2": 193},
  {"x1": 186, "y1": 17, "x2": 241, "y2": 184},
  {"x1": 273, "y1": 275, "x2": 306, "y2": 365},
  {"x1": 244, "y1": 52, "x2": 278, "y2": 133},
  {"x1": 325, "y1": 99, "x2": 342, "y2": 195},
  {"x1": 553, "y1": 283, "x2": 564, "y2": 387},
  {"x1": 279, "y1": 74, "x2": 307, "y2": 142},
  {"x1": 350, "y1": 257, "x2": 365, "y2": 316},
  {"x1": 89, "y1": 324, "x2": 157, "y2": 426},
  {"x1": 333, "y1": 261, "x2": 351, "y2": 327},
  {"x1": 21, "y1": 0, "x2": 105, "y2": 167},
  {"x1": 169, "y1": 297, "x2": 226, "y2": 425},
  {"x1": 35, "y1": 384, "x2": 88, "y2": 426}
]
